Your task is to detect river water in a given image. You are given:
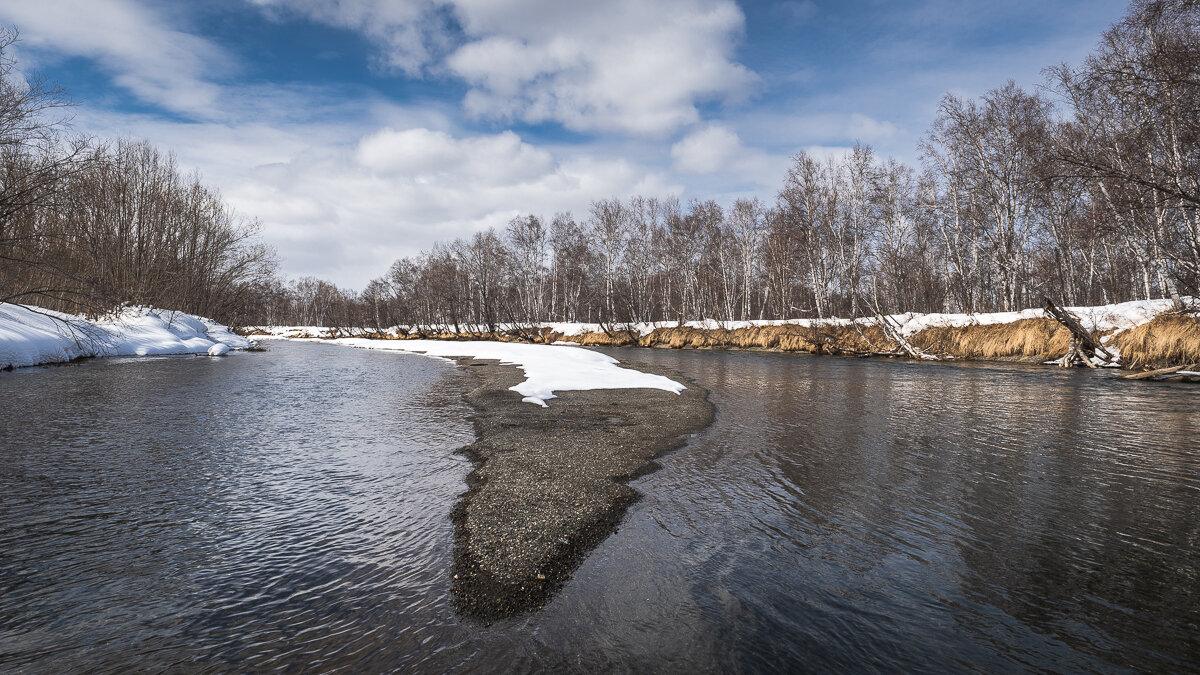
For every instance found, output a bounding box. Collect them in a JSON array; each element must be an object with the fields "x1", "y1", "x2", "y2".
[{"x1": 1, "y1": 341, "x2": 1197, "y2": 672}]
